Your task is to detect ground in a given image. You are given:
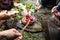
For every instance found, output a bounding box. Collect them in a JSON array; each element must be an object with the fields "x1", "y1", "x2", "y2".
[
  {"x1": 0, "y1": 8, "x2": 51, "y2": 40},
  {"x1": 18, "y1": 29, "x2": 45, "y2": 40},
  {"x1": 0, "y1": 0, "x2": 52, "y2": 40}
]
